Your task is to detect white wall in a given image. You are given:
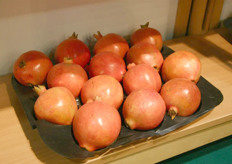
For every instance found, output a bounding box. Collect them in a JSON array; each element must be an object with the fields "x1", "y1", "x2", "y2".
[
  {"x1": 220, "y1": 0, "x2": 232, "y2": 21},
  {"x1": 0, "y1": 0, "x2": 178, "y2": 75}
]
